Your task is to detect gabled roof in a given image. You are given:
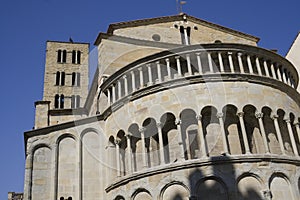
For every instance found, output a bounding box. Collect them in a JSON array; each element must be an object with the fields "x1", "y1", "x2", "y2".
[{"x1": 105, "y1": 13, "x2": 260, "y2": 42}]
